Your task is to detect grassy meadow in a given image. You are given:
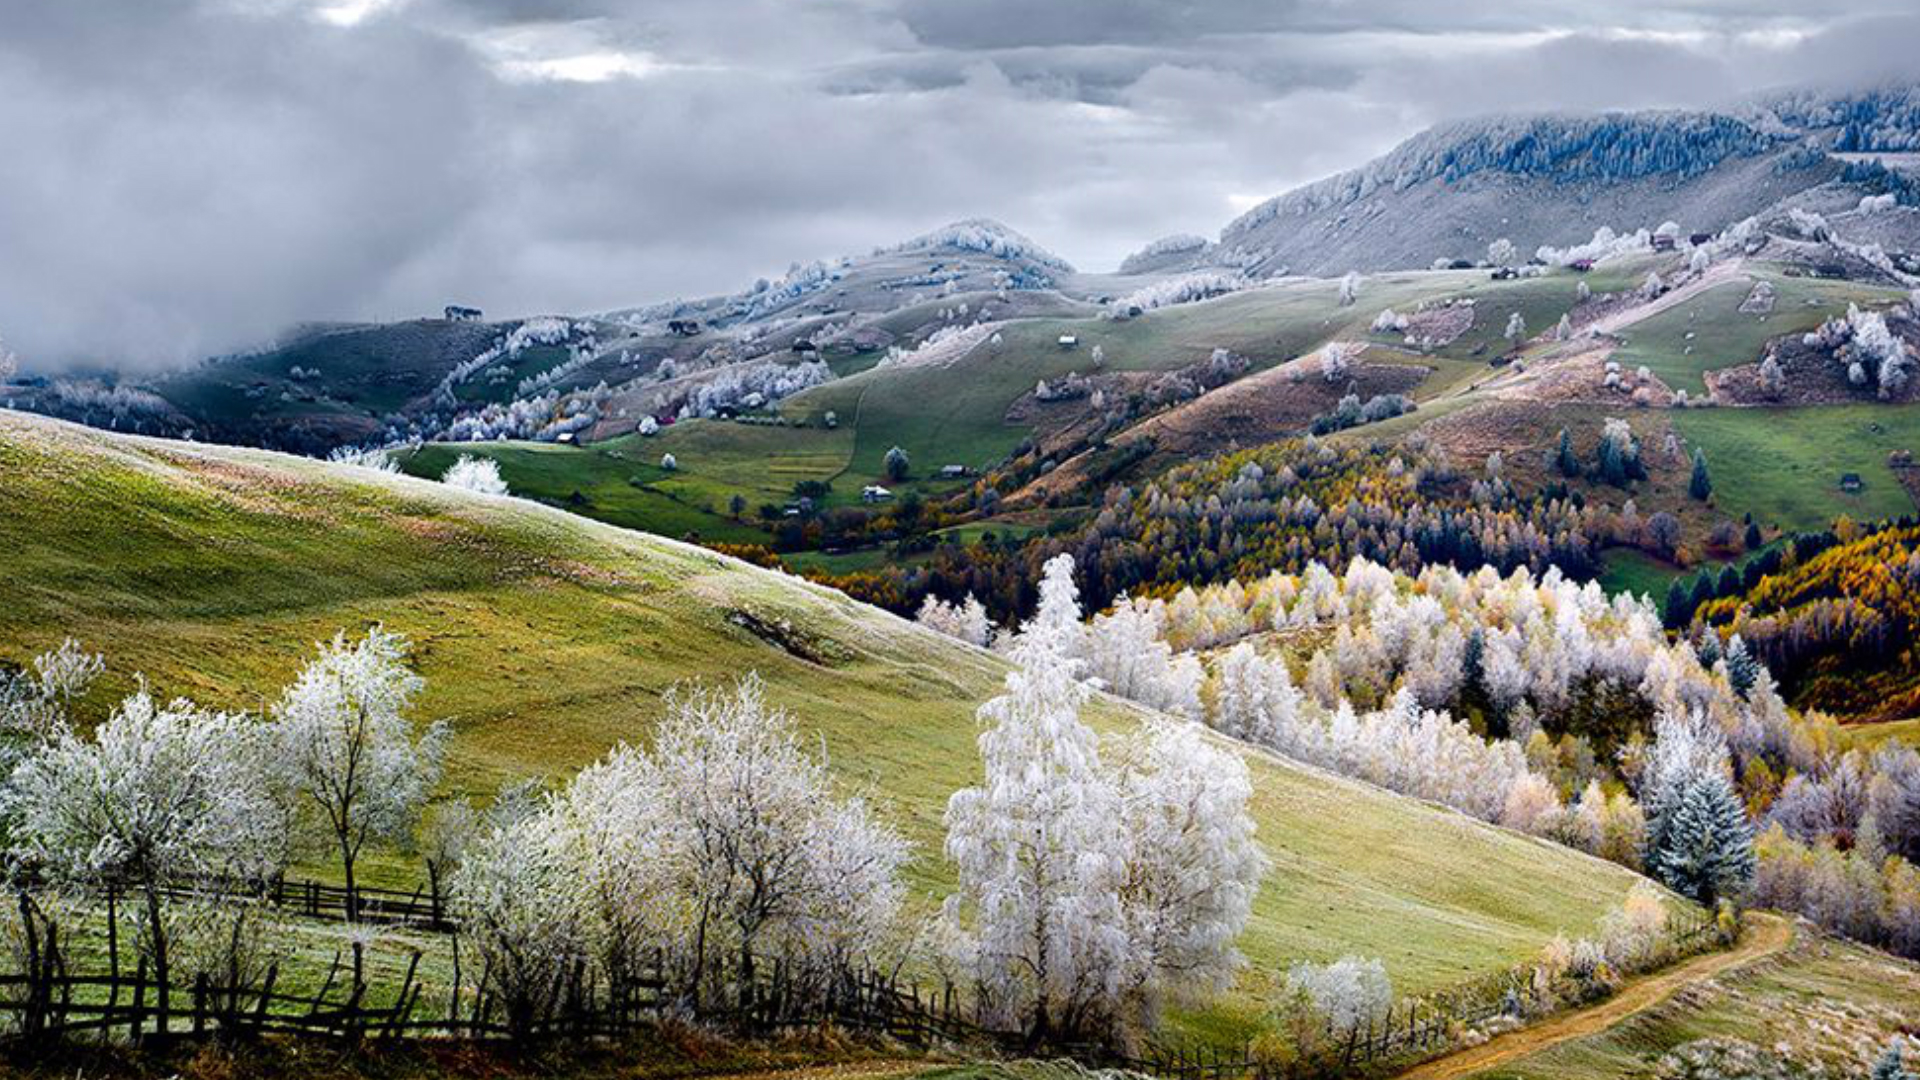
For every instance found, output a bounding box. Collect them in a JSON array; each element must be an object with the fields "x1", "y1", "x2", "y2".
[
  {"x1": 0, "y1": 411, "x2": 1665, "y2": 1035},
  {"x1": 1611, "y1": 268, "x2": 1903, "y2": 395}
]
